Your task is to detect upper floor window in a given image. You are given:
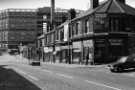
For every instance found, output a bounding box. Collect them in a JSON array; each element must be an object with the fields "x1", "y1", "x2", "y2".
[
  {"x1": 76, "y1": 21, "x2": 81, "y2": 35},
  {"x1": 43, "y1": 15, "x2": 47, "y2": 20},
  {"x1": 60, "y1": 29, "x2": 64, "y2": 41},
  {"x1": 84, "y1": 19, "x2": 90, "y2": 33},
  {"x1": 94, "y1": 14, "x2": 106, "y2": 33},
  {"x1": 72, "y1": 23, "x2": 76, "y2": 37}
]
